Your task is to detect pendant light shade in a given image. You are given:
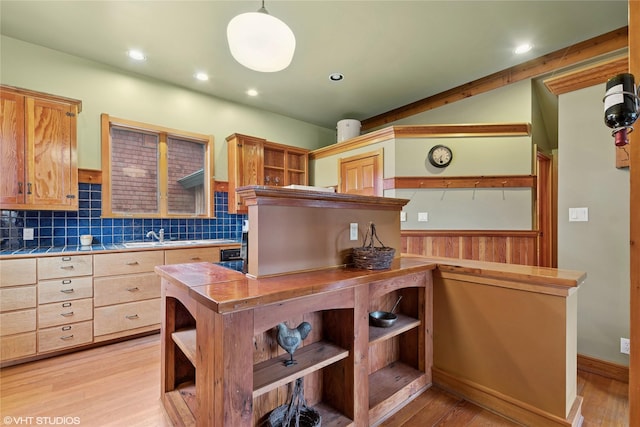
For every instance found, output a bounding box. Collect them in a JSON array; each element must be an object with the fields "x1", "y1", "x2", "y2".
[{"x1": 227, "y1": 3, "x2": 296, "y2": 73}]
